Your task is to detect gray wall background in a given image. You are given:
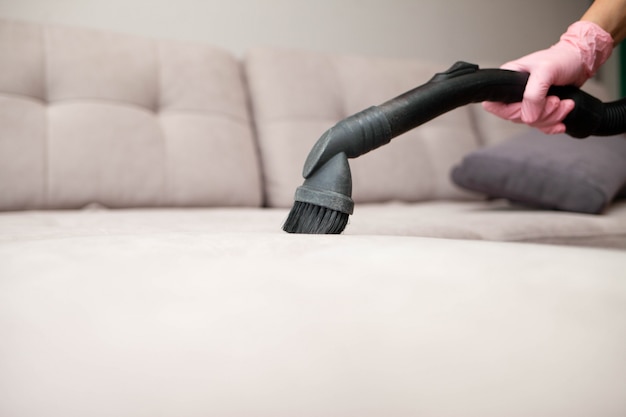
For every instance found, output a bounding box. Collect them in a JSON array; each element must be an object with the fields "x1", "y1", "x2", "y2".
[{"x1": 0, "y1": 0, "x2": 618, "y2": 96}]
